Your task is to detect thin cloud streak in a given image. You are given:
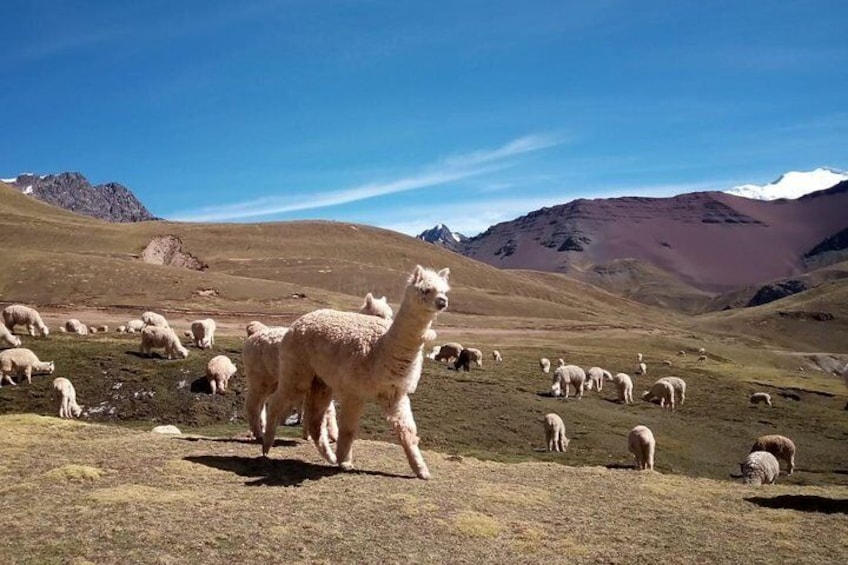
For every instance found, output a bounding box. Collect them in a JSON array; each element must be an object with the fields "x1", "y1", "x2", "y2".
[{"x1": 171, "y1": 135, "x2": 561, "y2": 222}]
